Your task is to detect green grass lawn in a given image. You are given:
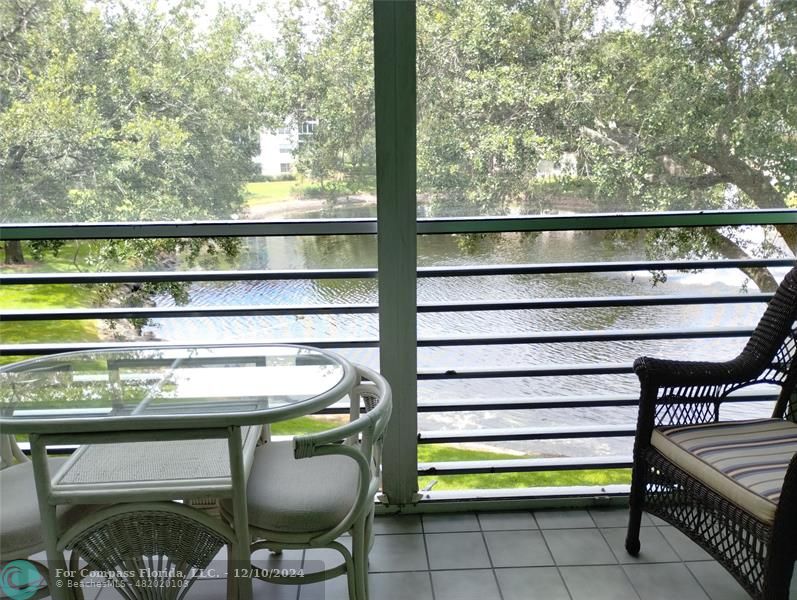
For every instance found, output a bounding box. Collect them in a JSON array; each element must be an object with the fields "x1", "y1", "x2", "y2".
[
  {"x1": 1, "y1": 242, "x2": 101, "y2": 362},
  {"x1": 272, "y1": 416, "x2": 630, "y2": 490},
  {"x1": 245, "y1": 180, "x2": 303, "y2": 206},
  {"x1": 418, "y1": 445, "x2": 631, "y2": 490}
]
